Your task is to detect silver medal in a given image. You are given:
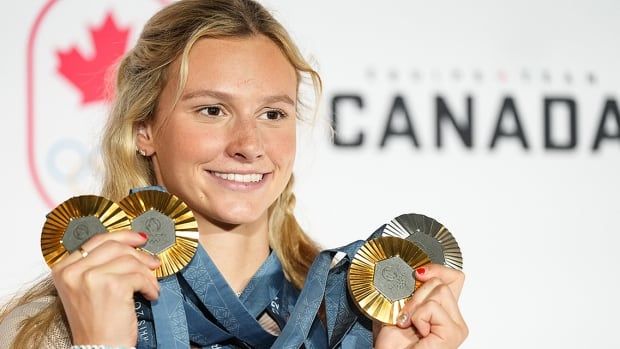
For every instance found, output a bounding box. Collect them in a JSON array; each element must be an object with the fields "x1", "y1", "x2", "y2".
[{"x1": 382, "y1": 213, "x2": 463, "y2": 270}]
